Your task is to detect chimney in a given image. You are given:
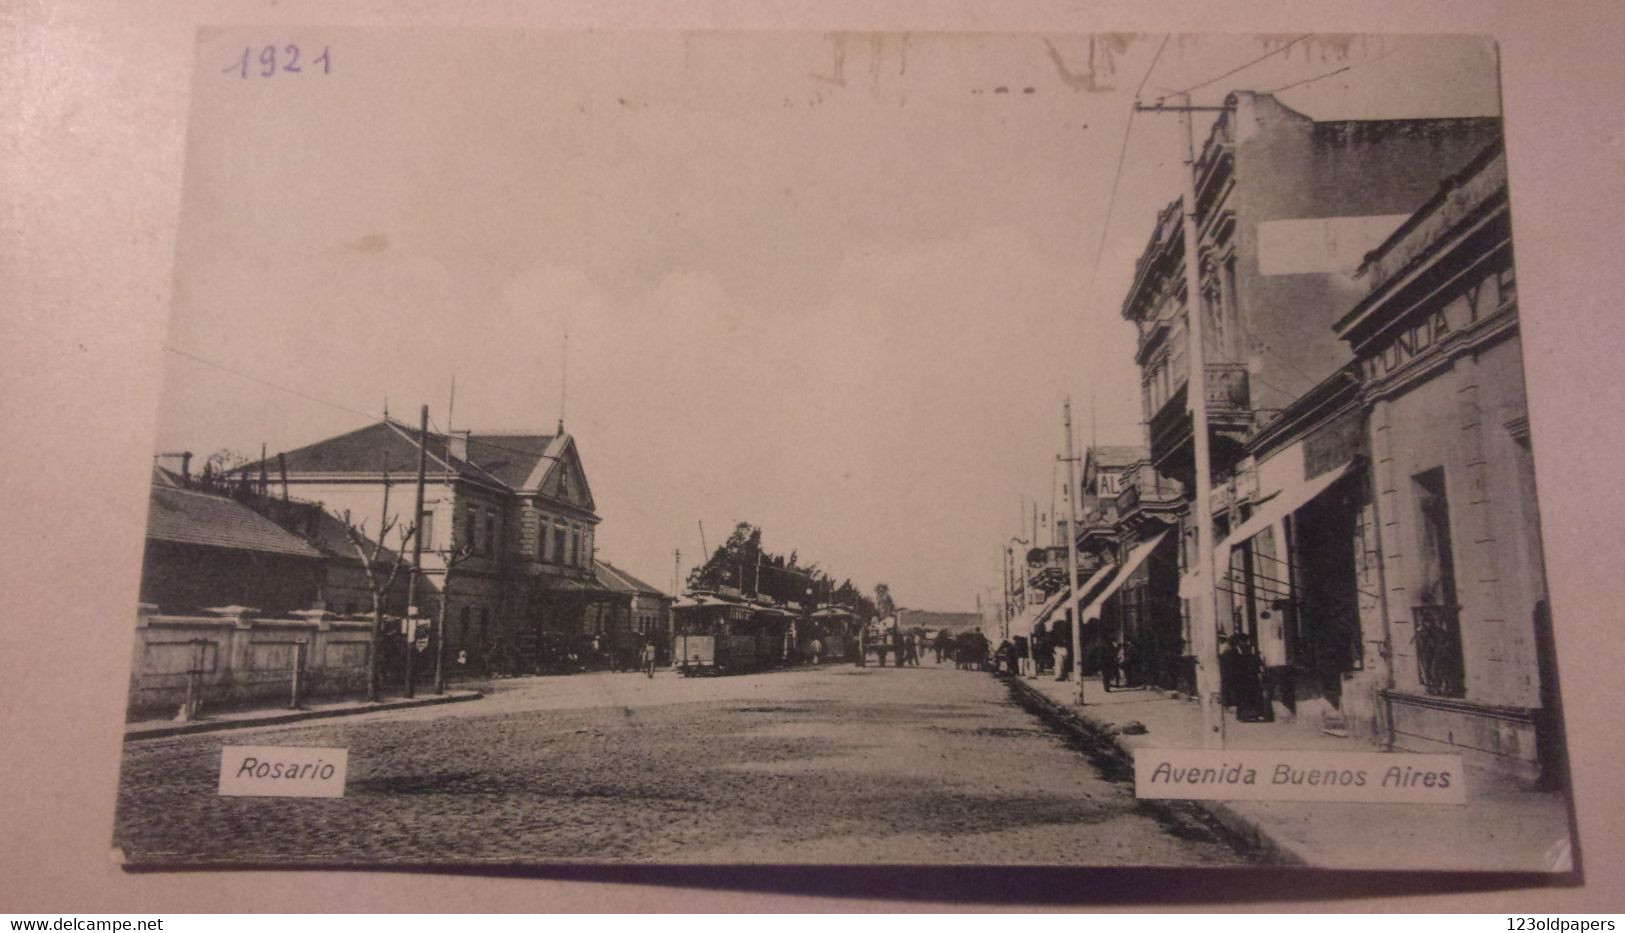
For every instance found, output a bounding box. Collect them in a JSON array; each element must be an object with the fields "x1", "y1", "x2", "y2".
[{"x1": 448, "y1": 430, "x2": 470, "y2": 462}]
